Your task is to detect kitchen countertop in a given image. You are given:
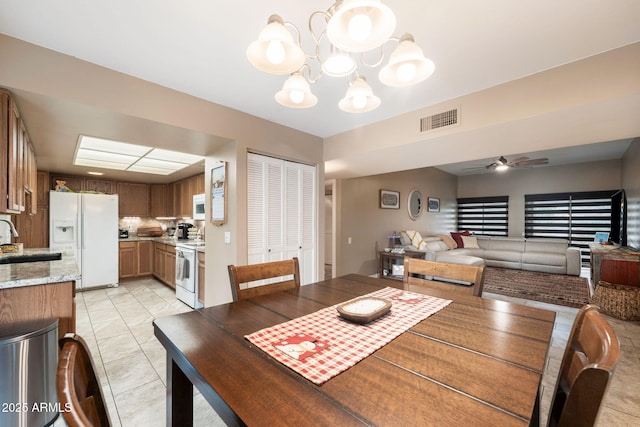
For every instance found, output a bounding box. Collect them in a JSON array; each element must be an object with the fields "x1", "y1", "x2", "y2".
[
  {"x1": 120, "y1": 236, "x2": 205, "y2": 252},
  {"x1": 0, "y1": 248, "x2": 81, "y2": 290}
]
